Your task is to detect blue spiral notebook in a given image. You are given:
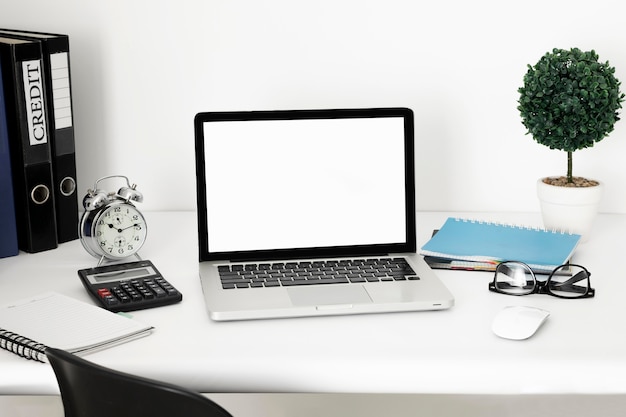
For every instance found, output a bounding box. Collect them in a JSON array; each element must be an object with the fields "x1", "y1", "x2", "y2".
[{"x1": 420, "y1": 217, "x2": 581, "y2": 271}]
